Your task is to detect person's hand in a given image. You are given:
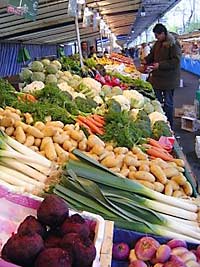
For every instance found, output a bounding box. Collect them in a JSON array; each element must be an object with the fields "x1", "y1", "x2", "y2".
[{"x1": 152, "y1": 62, "x2": 159, "y2": 70}]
